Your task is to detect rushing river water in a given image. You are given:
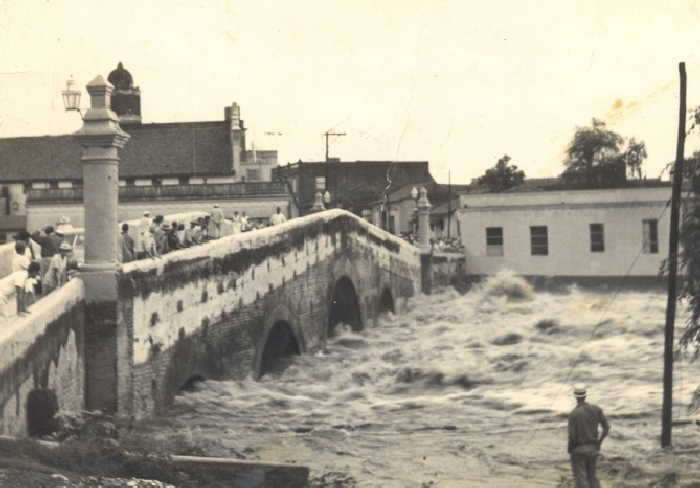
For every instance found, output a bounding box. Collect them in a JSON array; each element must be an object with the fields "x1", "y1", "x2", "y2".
[{"x1": 154, "y1": 272, "x2": 700, "y2": 487}]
